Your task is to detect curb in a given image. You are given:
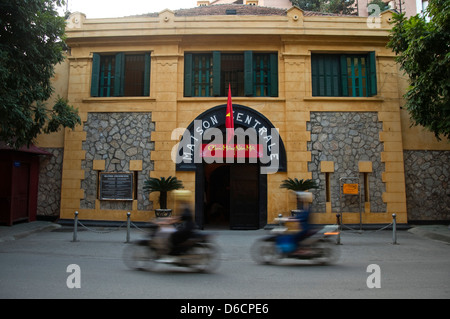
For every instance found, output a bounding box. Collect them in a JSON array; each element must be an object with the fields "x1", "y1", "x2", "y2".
[
  {"x1": 0, "y1": 222, "x2": 61, "y2": 243},
  {"x1": 408, "y1": 226, "x2": 450, "y2": 244}
]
